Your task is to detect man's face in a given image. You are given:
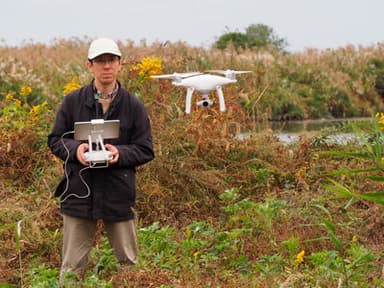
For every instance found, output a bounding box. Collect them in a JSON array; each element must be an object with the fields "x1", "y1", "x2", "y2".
[{"x1": 87, "y1": 54, "x2": 121, "y2": 86}]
